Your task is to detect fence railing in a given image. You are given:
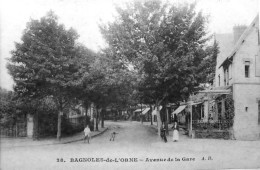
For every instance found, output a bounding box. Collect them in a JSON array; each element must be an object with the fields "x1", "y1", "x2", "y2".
[
  {"x1": 0, "y1": 122, "x2": 27, "y2": 137},
  {"x1": 1, "y1": 116, "x2": 86, "y2": 138},
  {"x1": 192, "y1": 119, "x2": 233, "y2": 130}
]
